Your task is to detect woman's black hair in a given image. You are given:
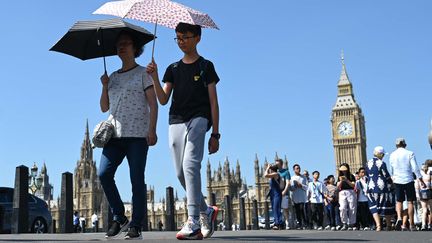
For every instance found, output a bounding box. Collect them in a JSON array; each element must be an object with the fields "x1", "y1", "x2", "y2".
[
  {"x1": 339, "y1": 163, "x2": 351, "y2": 178},
  {"x1": 175, "y1": 22, "x2": 202, "y2": 36},
  {"x1": 116, "y1": 30, "x2": 144, "y2": 58}
]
